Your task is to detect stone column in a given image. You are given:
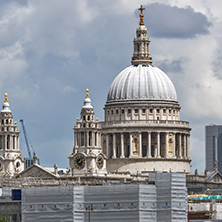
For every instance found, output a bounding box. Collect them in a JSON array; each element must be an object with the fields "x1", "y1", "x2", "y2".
[
  {"x1": 173, "y1": 133, "x2": 176, "y2": 158},
  {"x1": 144, "y1": 41, "x2": 148, "y2": 57},
  {"x1": 139, "y1": 133, "x2": 142, "y2": 157},
  {"x1": 120, "y1": 133, "x2": 125, "y2": 158},
  {"x1": 157, "y1": 132, "x2": 160, "y2": 158},
  {"x1": 78, "y1": 132, "x2": 81, "y2": 147},
  {"x1": 160, "y1": 109, "x2": 163, "y2": 120},
  {"x1": 165, "y1": 133, "x2": 168, "y2": 158},
  {"x1": 9, "y1": 135, "x2": 12, "y2": 150},
  {"x1": 187, "y1": 134, "x2": 190, "y2": 159},
  {"x1": 86, "y1": 132, "x2": 89, "y2": 147},
  {"x1": 5, "y1": 135, "x2": 7, "y2": 149},
  {"x1": 147, "y1": 132, "x2": 151, "y2": 158},
  {"x1": 184, "y1": 134, "x2": 187, "y2": 159},
  {"x1": 96, "y1": 132, "x2": 99, "y2": 147},
  {"x1": 153, "y1": 109, "x2": 157, "y2": 120},
  {"x1": 106, "y1": 134, "x2": 109, "y2": 158},
  {"x1": 112, "y1": 134, "x2": 116, "y2": 158},
  {"x1": 129, "y1": 133, "x2": 133, "y2": 157},
  {"x1": 92, "y1": 131, "x2": 95, "y2": 147},
  {"x1": 179, "y1": 134, "x2": 182, "y2": 159},
  {"x1": 17, "y1": 136, "x2": 19, "y2": 150},
  {"x1": 74, "y1": 132, "x2": 78, "y2": 148},
  {"x1": 166, "y1": 109, "x2": 169, "y2": 120},
  {"x1": 12, "y1": 136, "x2": 14, "y2": 150}
]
